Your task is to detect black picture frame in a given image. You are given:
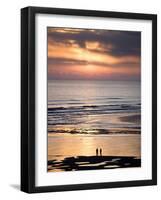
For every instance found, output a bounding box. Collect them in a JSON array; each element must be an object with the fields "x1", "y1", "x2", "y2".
[{"x1": 21, "y1": 6, "x2": 157, "y2": 193}]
